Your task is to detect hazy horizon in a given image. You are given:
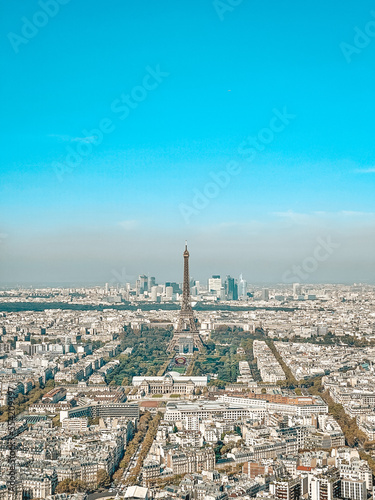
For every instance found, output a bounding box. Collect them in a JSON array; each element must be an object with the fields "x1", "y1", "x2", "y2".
[{"x1": 2, "y1": 1, "x2": 375, "y2": 284}]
